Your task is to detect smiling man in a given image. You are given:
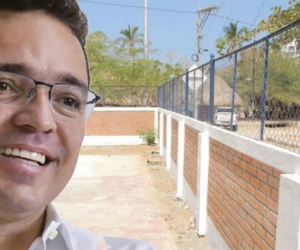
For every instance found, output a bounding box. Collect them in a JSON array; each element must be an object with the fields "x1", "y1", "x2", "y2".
[{"x1": 0, "y1": 1, "x2": 156, "y2": 250}]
